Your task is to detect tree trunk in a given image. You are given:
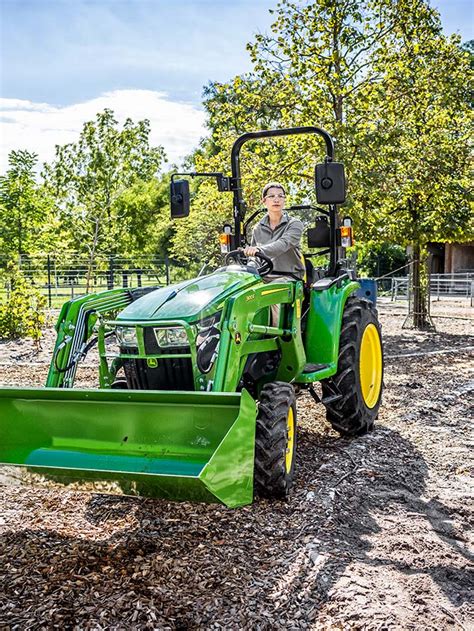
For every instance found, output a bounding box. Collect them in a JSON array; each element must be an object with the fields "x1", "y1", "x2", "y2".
[{"x1": 411, "y1": 242, "x2": 431, "y2": 330}]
